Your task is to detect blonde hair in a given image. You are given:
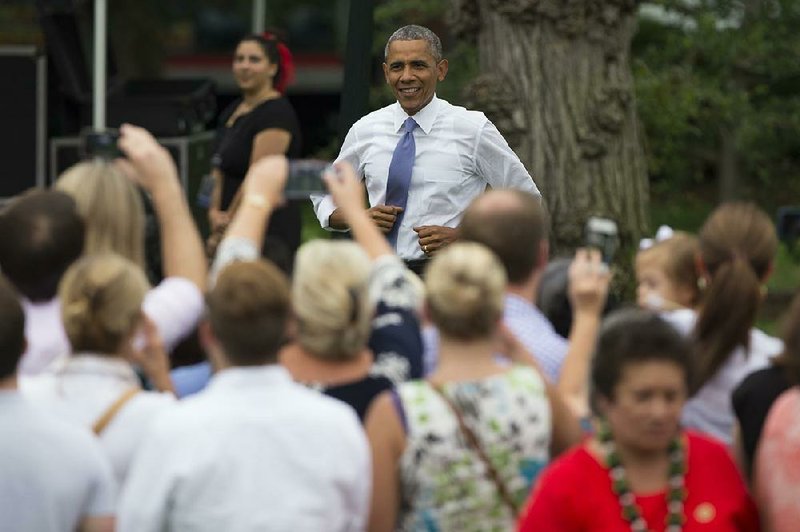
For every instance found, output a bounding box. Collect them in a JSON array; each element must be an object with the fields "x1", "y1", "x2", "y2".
[
  {"x1": 55, "y1": 160, "x2": 146, "y2": 269},
  {"x1": 425, "y1": 242, "x2": 506, "y2": 340},
  {"x1": 59, "y1": 253, "x2": 150, "y2": 354},
  {"x1": 636, "y1": 232, "x2": 701, "y2": 306},
  {"x1": 293, "y1": 240, "x2": 373, "y2": 361}
]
